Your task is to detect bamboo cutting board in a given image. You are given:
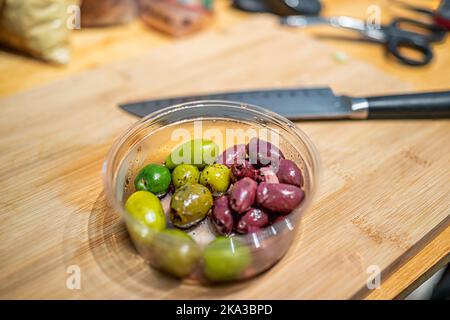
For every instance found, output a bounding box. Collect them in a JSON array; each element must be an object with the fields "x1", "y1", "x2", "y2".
[{"x1": 0, "y1": 17, "x2": 448, "y2": 299}]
